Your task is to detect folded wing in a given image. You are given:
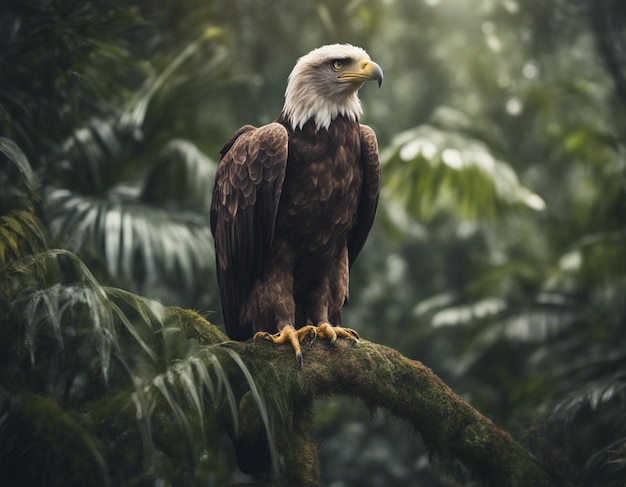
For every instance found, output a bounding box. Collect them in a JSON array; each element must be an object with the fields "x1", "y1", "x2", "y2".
[{"x1": 210, "y1": 123, "x2": 288, "y2": 340}]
